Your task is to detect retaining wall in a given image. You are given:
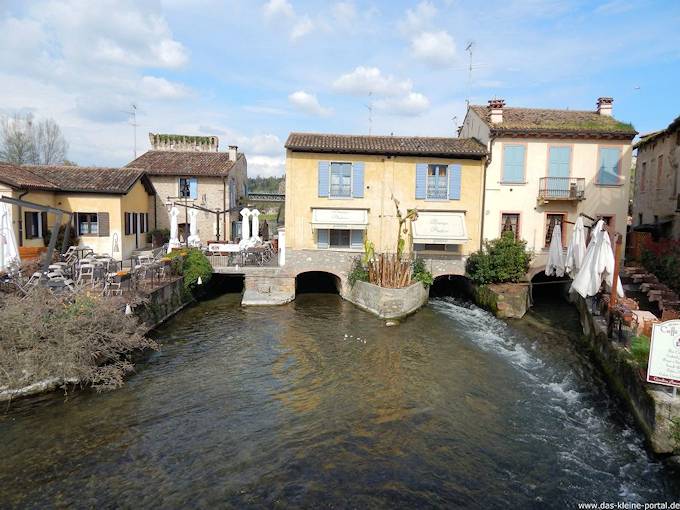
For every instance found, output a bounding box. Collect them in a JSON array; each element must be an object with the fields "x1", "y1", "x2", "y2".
[{"x1": 345, "y1": 280, "x2": 428, "y2": 320}]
